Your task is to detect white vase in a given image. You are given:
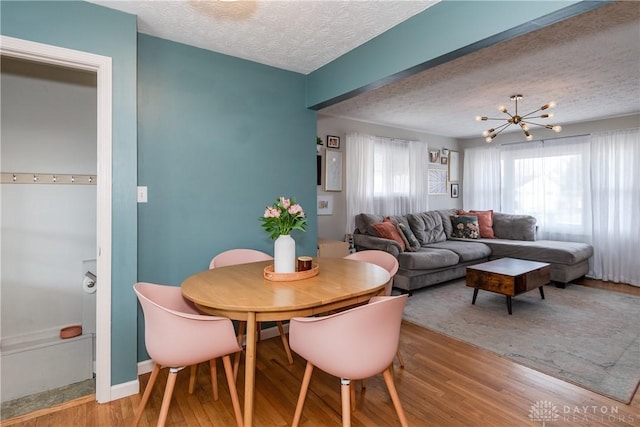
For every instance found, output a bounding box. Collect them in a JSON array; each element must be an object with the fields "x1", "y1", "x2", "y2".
[{"x1": 274, "y1": 234, "x2": 296, "y2": 273}]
